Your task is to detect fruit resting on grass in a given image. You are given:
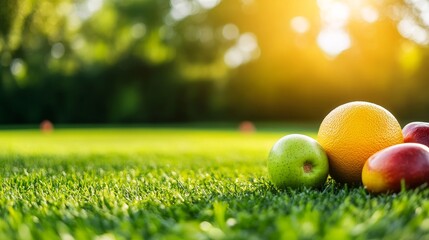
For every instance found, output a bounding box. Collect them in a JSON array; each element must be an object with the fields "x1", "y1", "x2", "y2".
[
  {"x1": 403, "y1": 122, "x2": 429, "y2": 147},
  {"x1": 267, "y1": 134, "x2": 329, "y2": 189},
  {"x1": 40, "y1": 120, "x2": 54, "y2": 133},
  {"x1": 317, "y1": 101, "x2": 403, "y2": 185},
  {"x1": 239, "y1": 121, "x2": 256, "y2": 133},
  {"x1": 362, "y1": 143, "x2": 429, "y2": 193}
]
